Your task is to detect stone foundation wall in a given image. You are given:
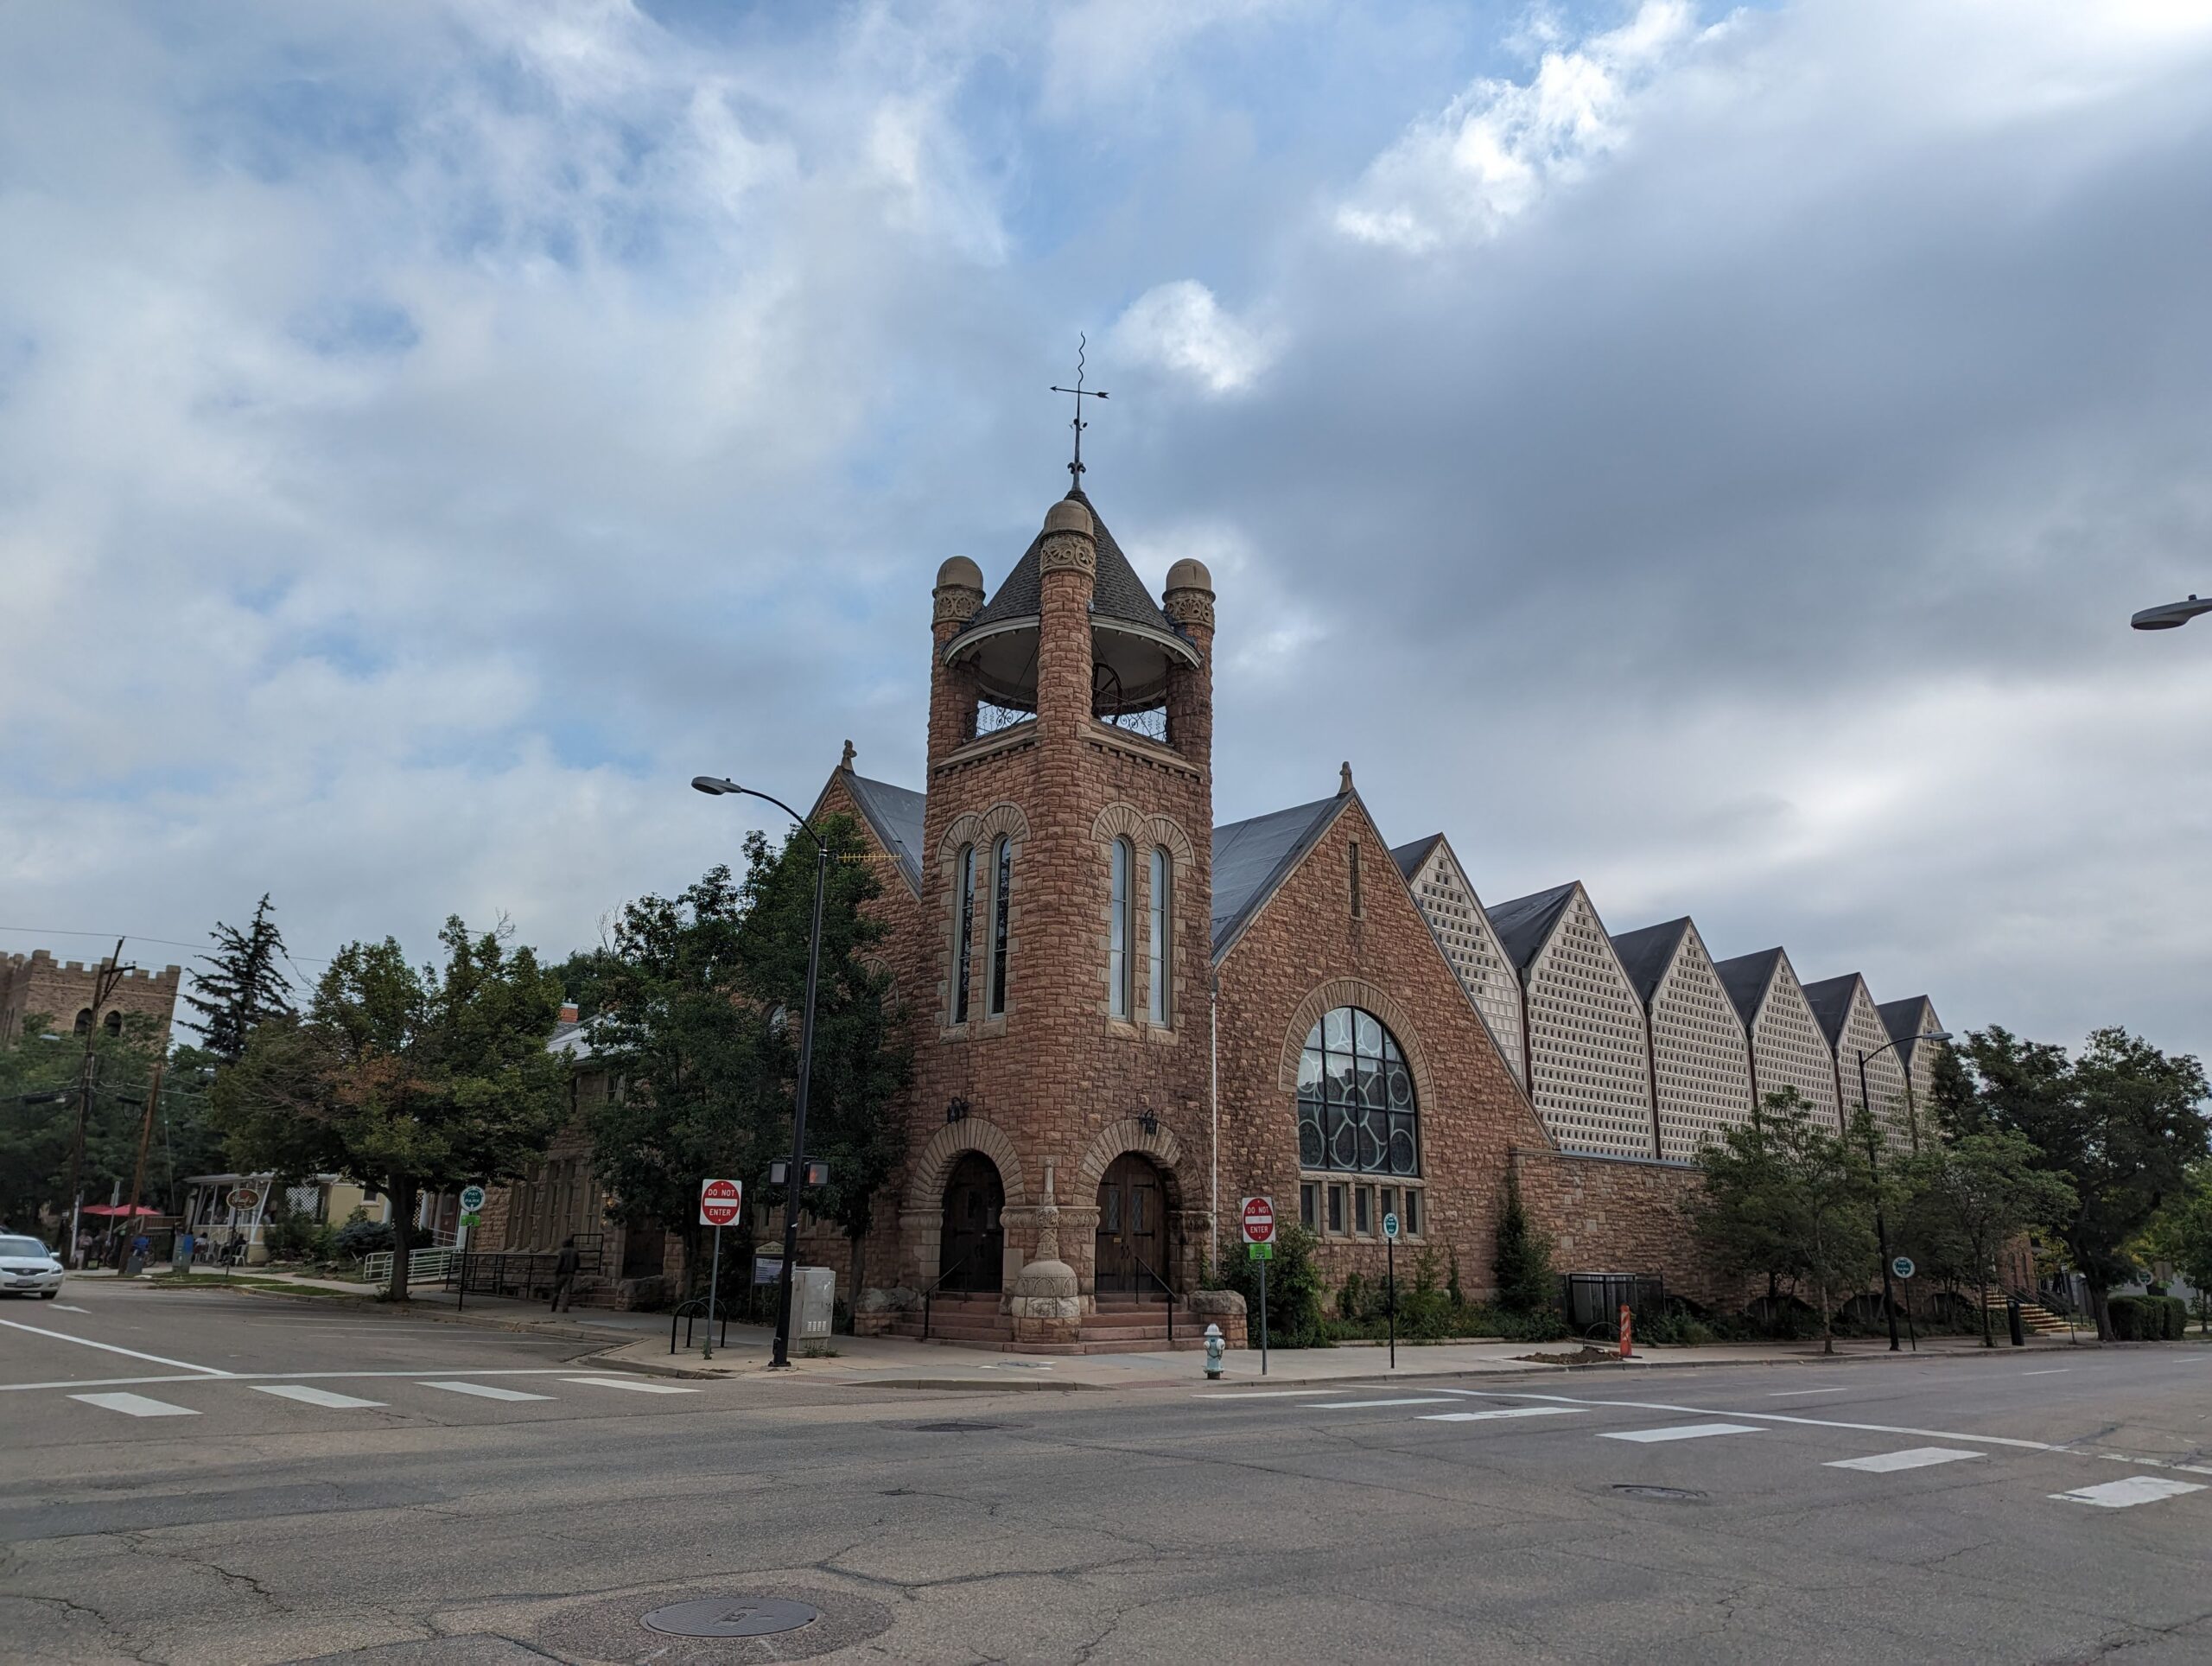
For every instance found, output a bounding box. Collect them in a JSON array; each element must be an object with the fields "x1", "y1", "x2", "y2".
[{"x1": 1509, "y1": 1146, "x2": 1722, "y2": 1306}]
